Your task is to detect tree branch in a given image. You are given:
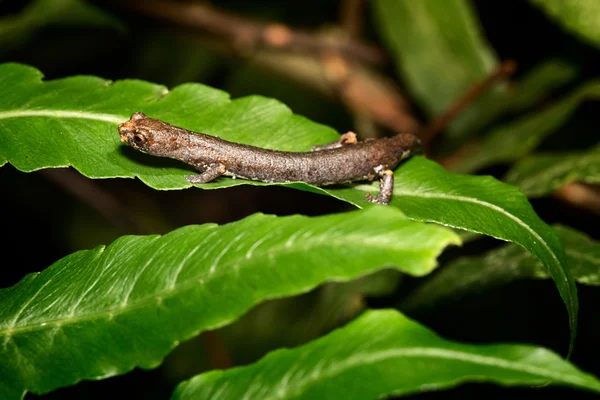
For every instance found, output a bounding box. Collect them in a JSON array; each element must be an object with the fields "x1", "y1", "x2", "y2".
[
  {"x1": 553, "y1": 182, "x2": 600, "y2": 215},
  {"x1": 420, "y1": 60, "x2": 517, "y2": 147},
  {"x1": 118, "y1": 0, "x2": 386, "y2": 65},
  {"x1": 339, "y1": 0, "x2": 365, "y2": 39},
  {"x1": 111, "y1": 0, "x2": 420, "y2": 136}
]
